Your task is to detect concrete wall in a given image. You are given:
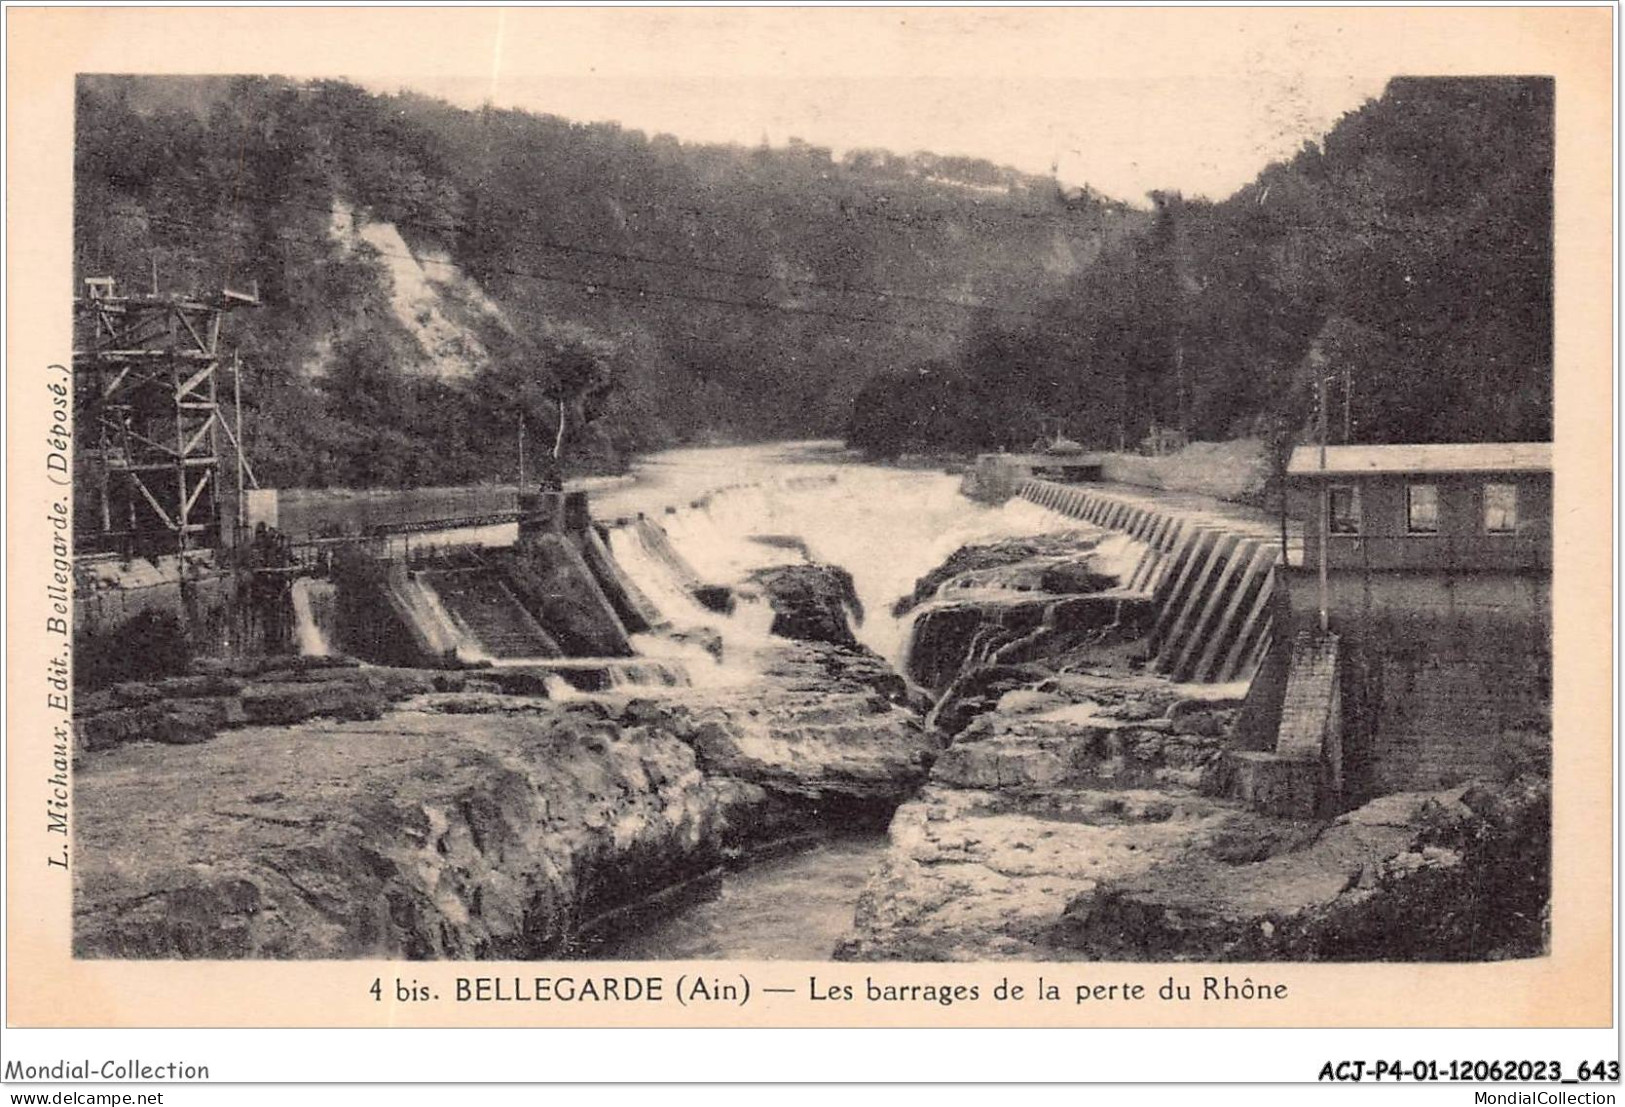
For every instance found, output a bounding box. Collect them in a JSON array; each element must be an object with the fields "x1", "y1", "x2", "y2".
[
  {"x1": 1218, "y1": 632, "x2": 1342, "y2": 818},
  {"x1": 1285, "y1": 569, "x2": 1550, "y2": 629},
  {"x1": 1096, "y1": 439, "x2": 1269, "y2": 504},
  {"x1": 1019, "y1": 479, "x2": 1280, "y2": 684},
  {"x1": 277, "y1": 485, "x2": 519, "y2": 539},
  {"x1": 75, "y1": 554, "x2": 265, "y2": 658},
  {"x1": 1283, "y1": 570, "x2": 1550, "y2": 801}
]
